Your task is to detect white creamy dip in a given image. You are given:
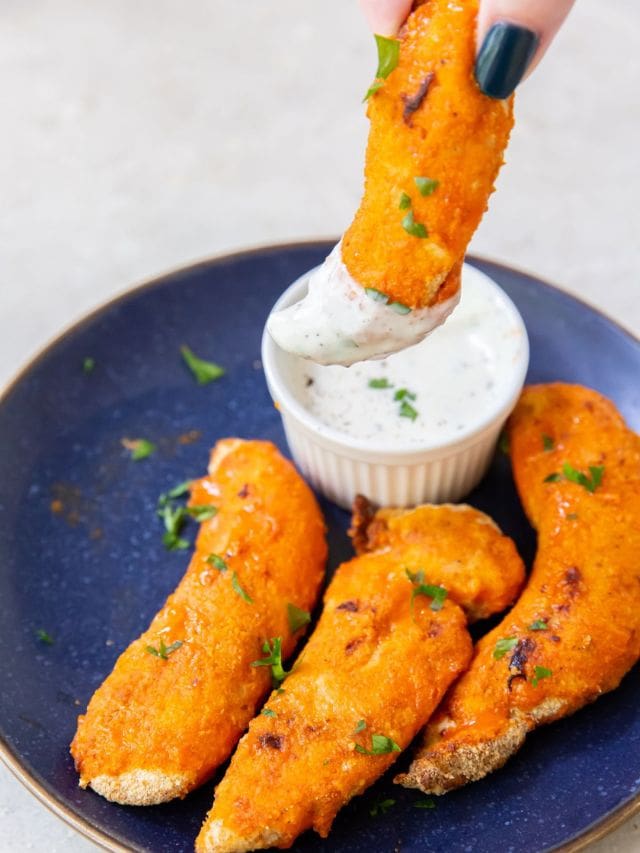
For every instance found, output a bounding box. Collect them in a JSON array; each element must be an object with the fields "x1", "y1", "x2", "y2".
[
  {"x1": 266, "y1": 243, "x2": 459, "y2": 366},
  {"x1": 283, "y1": 265, "x2": 528, "y2": 448}
]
